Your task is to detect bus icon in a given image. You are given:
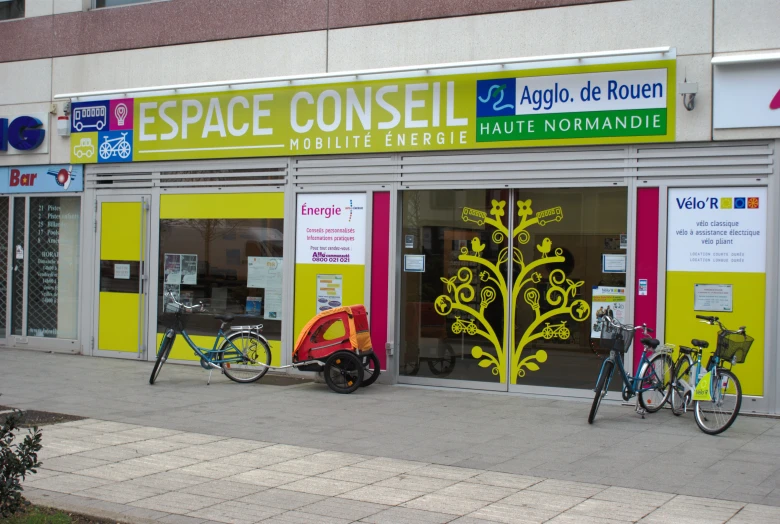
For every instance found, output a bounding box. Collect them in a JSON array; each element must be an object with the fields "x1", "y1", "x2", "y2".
[{"x1": 73, "y1": 105, "x2": 107, "y2": 132}]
